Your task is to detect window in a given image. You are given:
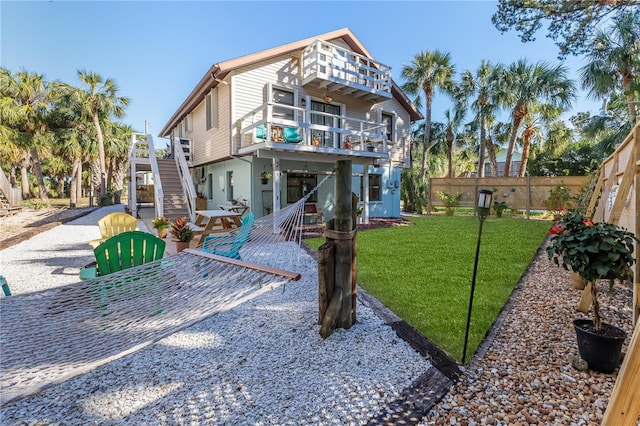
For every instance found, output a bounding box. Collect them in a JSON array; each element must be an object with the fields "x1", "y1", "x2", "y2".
[
  {"x1": 226, "y1": 171, "x2": 234, "y2": 201},
  {"x1": 360, "y1": 174, "x2": 382, "y2": 201},
  {"x1": 206, "y1": 88, "x2": 218, "y2": 130},
  {"x1": 181, "y1": 114, "x2": 192, "y2": 135},
  {"x1": 382, "y1": 112, "x2": 393, "y2": 143},
  {"x1": 310, "y1": 100, "x2": 341, "y2": 147},
  {"x1": 272, "y1": 87, "x2": 294, "y2": 120},
  {"x1": 286, "y1": 173, "x2": 317, "y2": 204}
]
